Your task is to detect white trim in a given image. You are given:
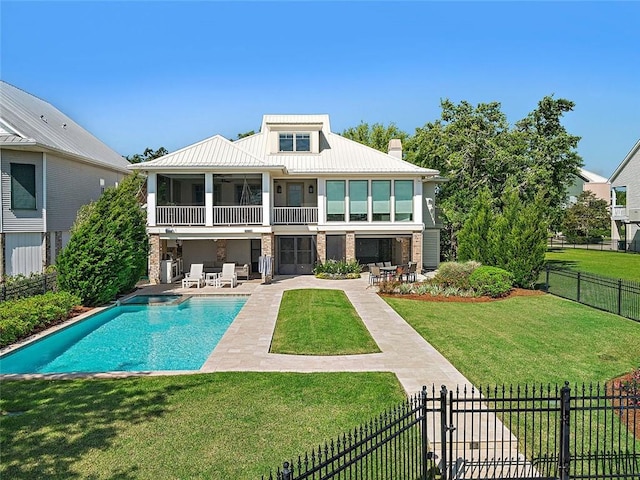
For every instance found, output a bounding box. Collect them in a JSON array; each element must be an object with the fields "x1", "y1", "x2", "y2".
[
  {"x1": 205, "y1": 173, "x2": 213, "y2": 227},
  {"x1": 147, "y1": 173, "x2": 157, "y2": 226},
  {"x1": 42, "y1": 152, "x2": 47, "y2": 231}
]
